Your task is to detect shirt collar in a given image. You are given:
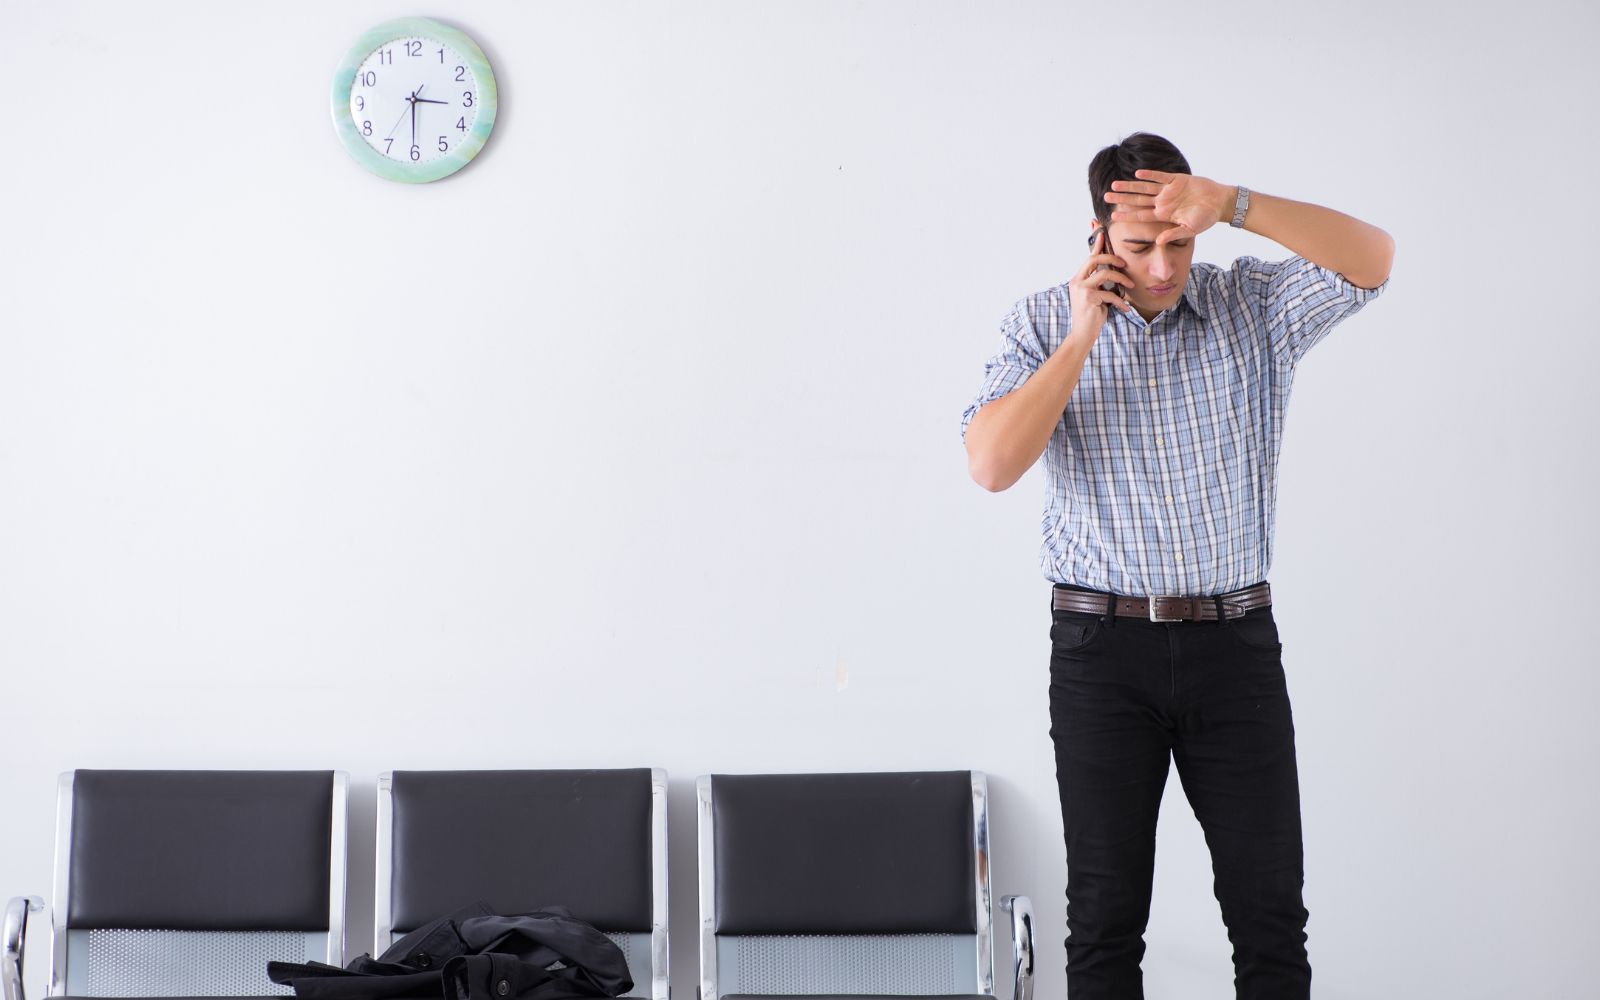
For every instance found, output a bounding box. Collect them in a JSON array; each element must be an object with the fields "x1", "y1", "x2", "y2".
[{"x1": 1178, "y1": 268, "x2": 1207, "y2": 321}]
